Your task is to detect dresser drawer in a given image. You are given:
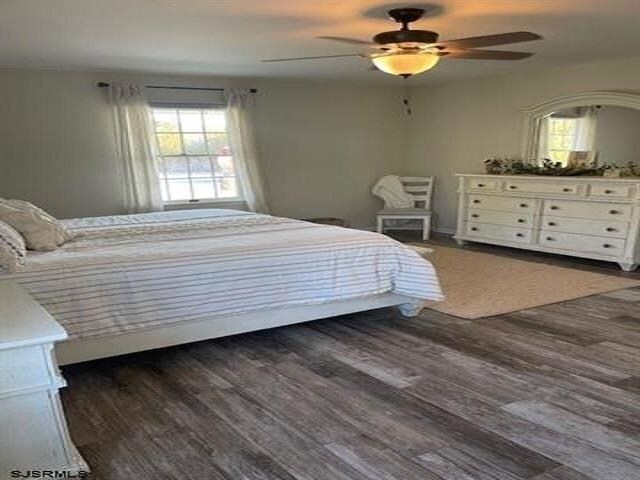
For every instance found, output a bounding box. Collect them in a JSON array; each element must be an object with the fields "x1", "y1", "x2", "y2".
[
  {"x1": 505, "y1": 180, "x2": 580, "y2": 196},
  {"x1": 468, "y1": 194, "x2": 536, "y2": 213},
  {"x1": 540, "y1": 231, "x2": 626, "y2": 257},
  {"x1": 589, "y1": 184, "x2": 633, "y2": 199},
  {"x1": 468, "y1": 209, "x2": 533, "y2": 227},
  {"x1": 468, "y1": 178, "x2": 501, "y2": 192},
  {"x1": 465, "y1": 222, "x2": 532, "y2": 244},
  {"x1": 543, "y1": 199, "x2": 632, "y2": 221},
  {"x1": 542, "y1": 216, "x2": 629, "y2": 239}
]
